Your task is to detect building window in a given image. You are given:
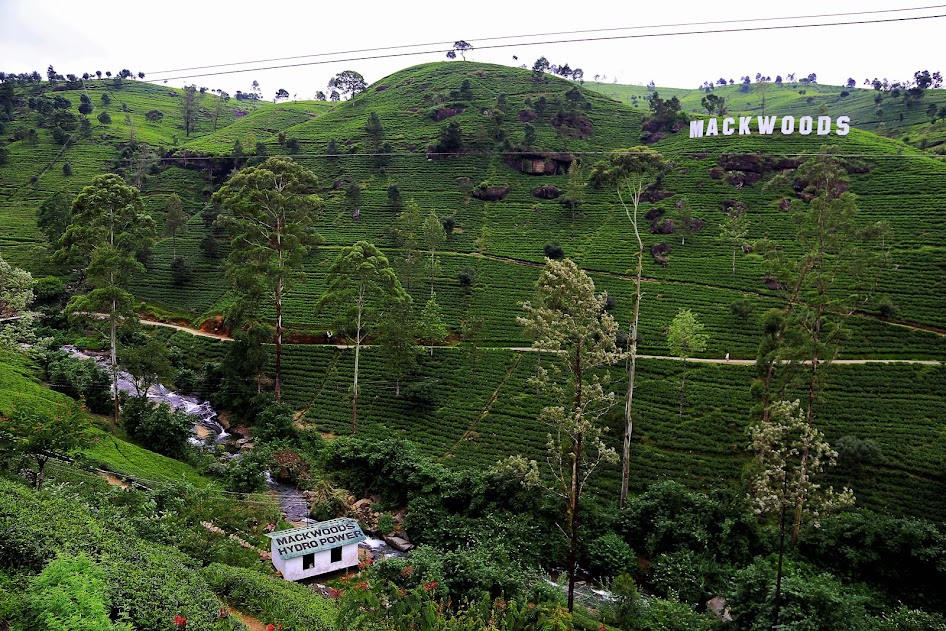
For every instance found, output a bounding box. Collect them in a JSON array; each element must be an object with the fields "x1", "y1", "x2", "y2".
[
  {"x1": 302, "y1": 553, "x2": 315, "y2": 570},
  {"x1": 331, "y1": 546, "x2": 342, "y2": 563}
]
